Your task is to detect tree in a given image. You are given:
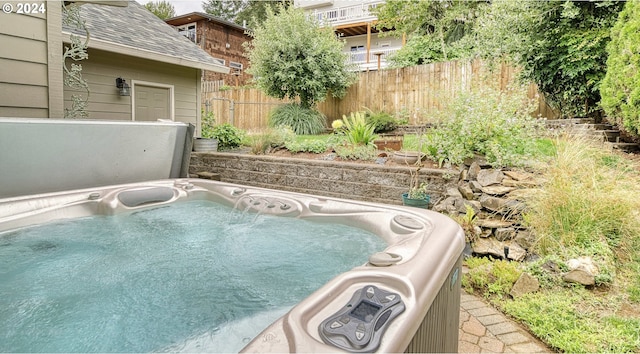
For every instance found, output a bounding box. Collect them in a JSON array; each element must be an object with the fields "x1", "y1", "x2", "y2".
[
  {"x1": 245, "y1": 5, "x2": 356, "y2": 109},
  {"x1": 202, "y1": 0, "x2": 246, "y2": 22},
  {"x1": 144, "y1": 0, "x2": 175, "y2": 20},
  {"x1": 373, "y1": 0, "x2": 486, "y2": 65},
  {"x1": 600, "y1": 1, "x2": 640, "y2": 137},
  {"x1": 236, "y1": 0, "x2": 291, "y2": 28},
  {"x1": 202, "y1": 0, "x2": 290, "y2": 27},
  {"x1": 473, "y1": 0, "x2": 624, "y2": 118}
]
